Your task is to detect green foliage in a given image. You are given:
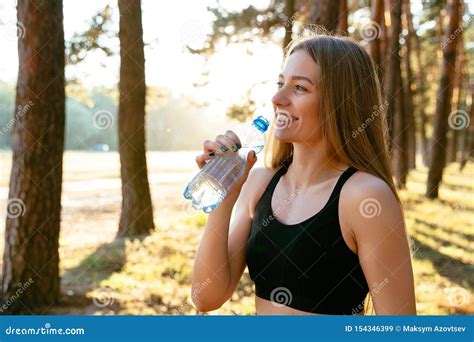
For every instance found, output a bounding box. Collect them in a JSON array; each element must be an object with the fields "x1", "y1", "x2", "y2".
[
  {"x1": 192, "y1": 0, "x2": 309, "y2": 55},
  {"x1": 226, "y1": 98, "x2": 256, "y2": 123},
  {"x1": 0, "y1": 82, "x2": 14, "y2": 149},
  {"x1": 0, "y1": 83, "x2": 224, "y2": 151},
  {"x1": 66, "y1": 4, "x2": 115, "y2": 66}
]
